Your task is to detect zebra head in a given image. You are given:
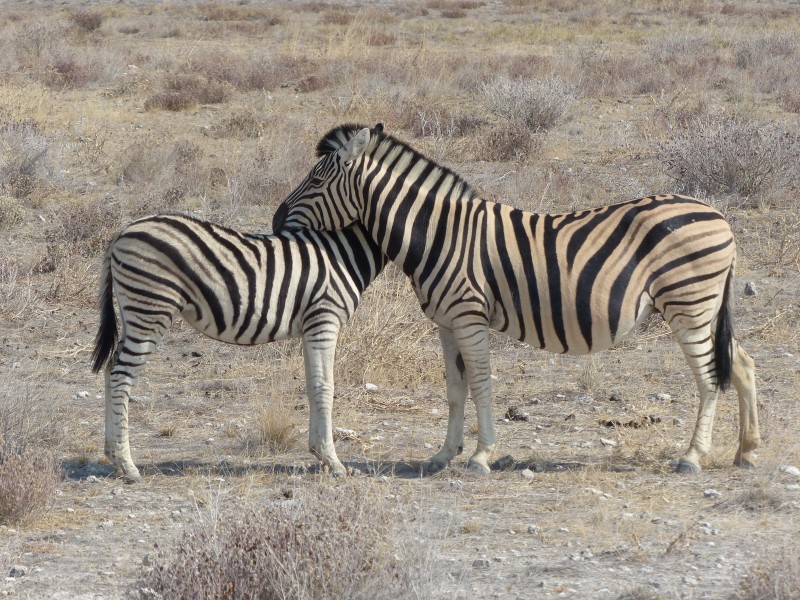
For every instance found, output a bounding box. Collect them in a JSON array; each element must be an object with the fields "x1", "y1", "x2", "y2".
[{"x1": 273, "y1": 123, "x2": 383, "y2": 232}]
